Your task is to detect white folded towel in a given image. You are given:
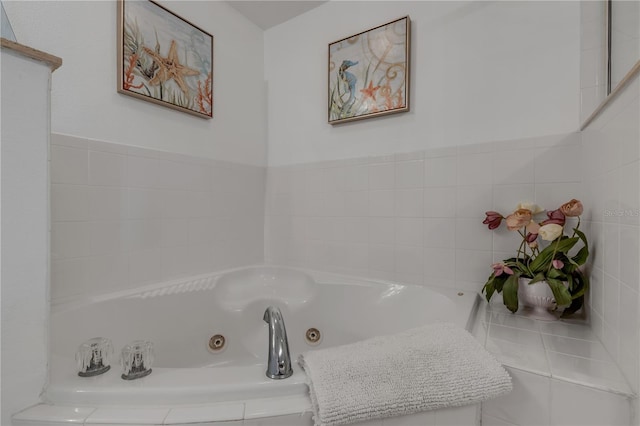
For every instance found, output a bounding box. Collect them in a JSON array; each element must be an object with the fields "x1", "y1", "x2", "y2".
[{"x1": 298, "y1": 322, "x2": 512, "y2": 426}]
